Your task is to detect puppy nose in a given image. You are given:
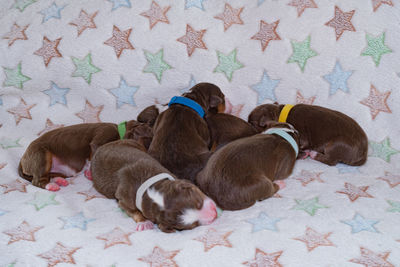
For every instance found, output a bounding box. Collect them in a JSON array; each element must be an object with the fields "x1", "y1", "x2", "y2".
[{"x1": 199, "y1": 198, "x2": 218, "y2": 225}]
